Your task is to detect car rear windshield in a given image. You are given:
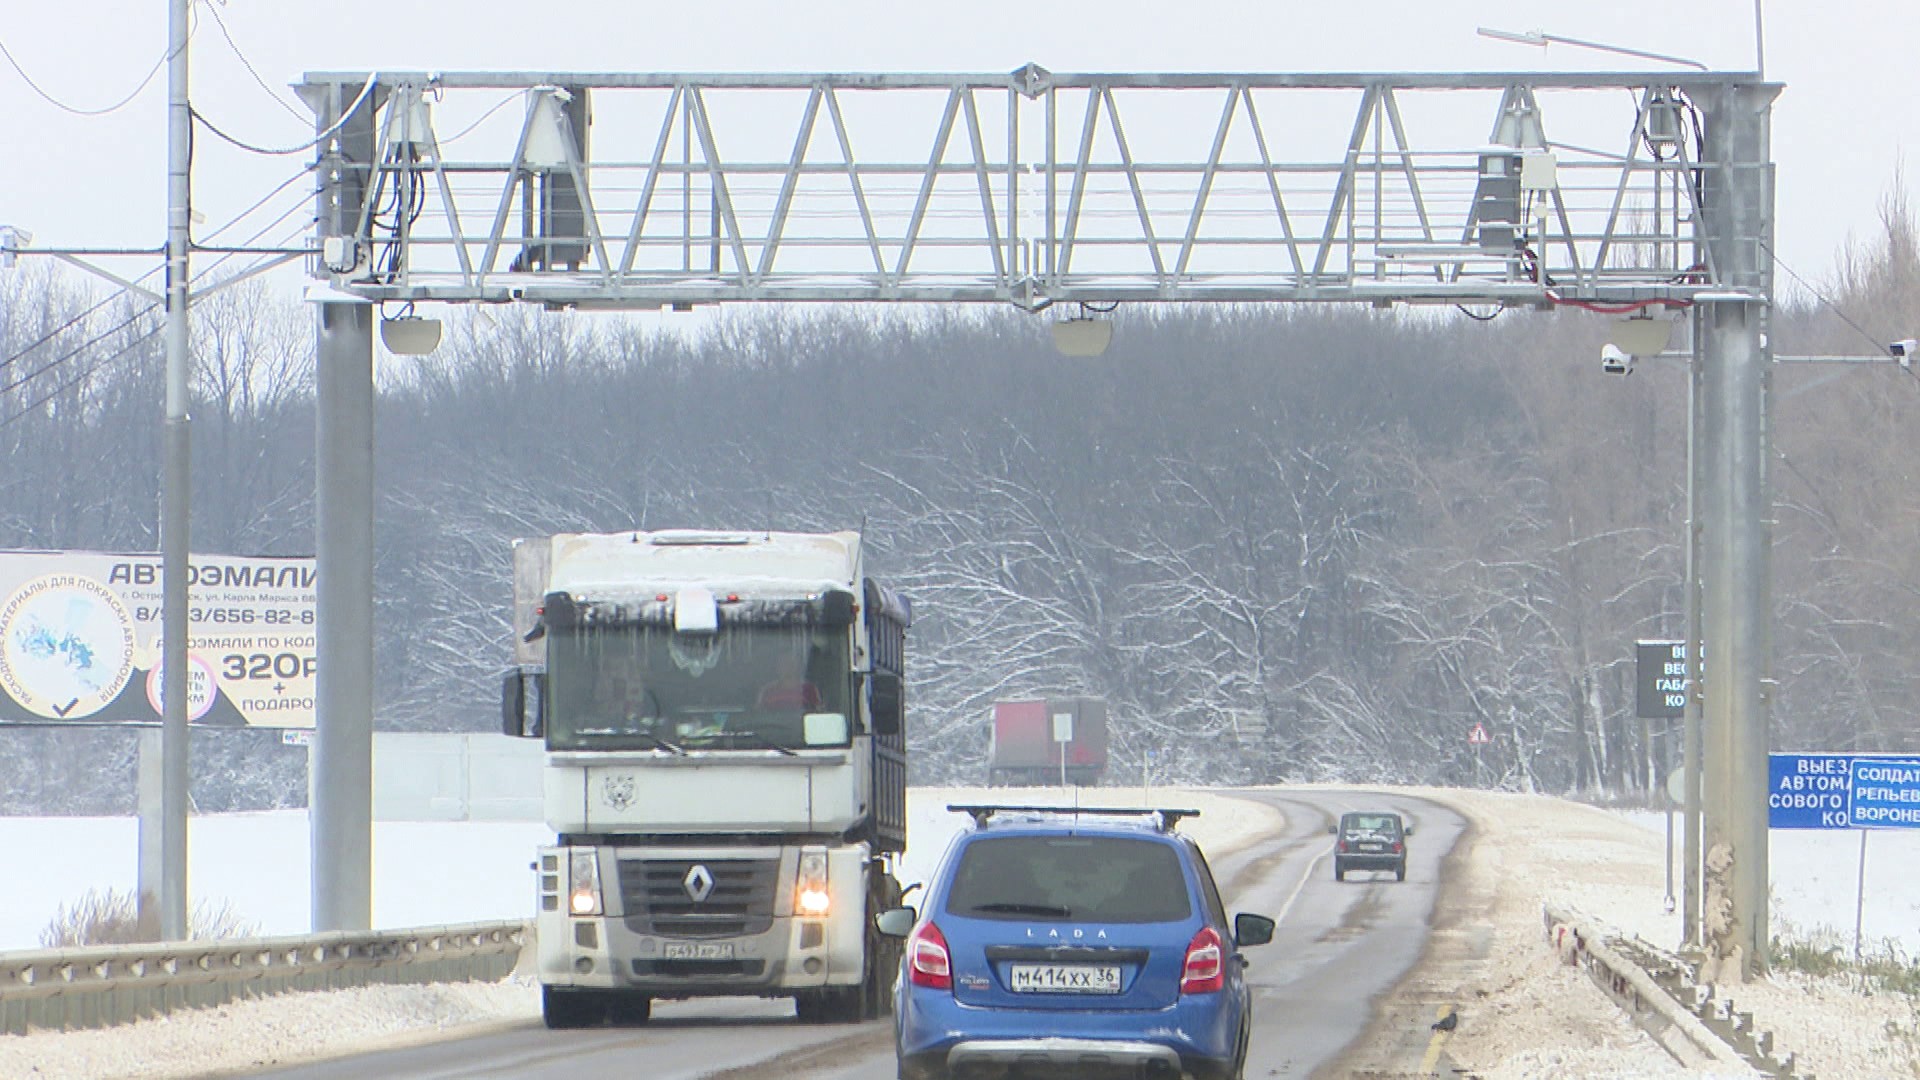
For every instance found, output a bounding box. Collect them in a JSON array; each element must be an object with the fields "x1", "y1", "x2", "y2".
[
  {"x1": 1343, "y1": 814, "x2": 1401, "y2": 836},
  {"x1": 944, "y1": 835, "x2": 1193, "y2": 923}
]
